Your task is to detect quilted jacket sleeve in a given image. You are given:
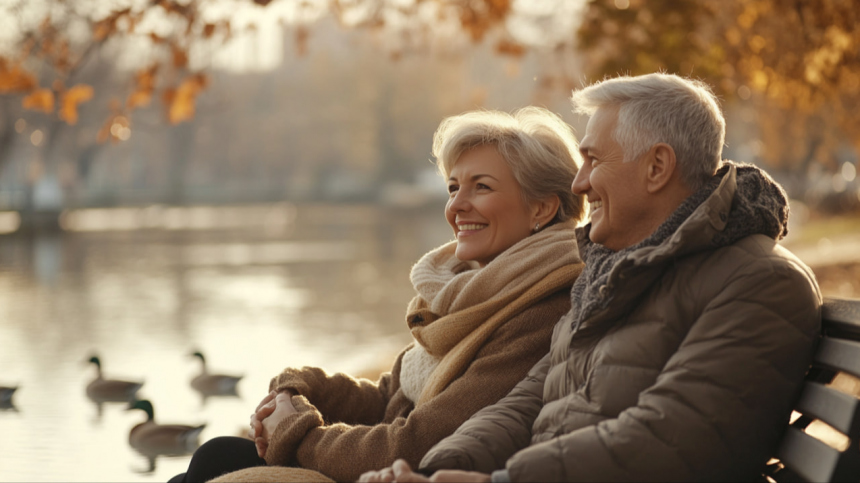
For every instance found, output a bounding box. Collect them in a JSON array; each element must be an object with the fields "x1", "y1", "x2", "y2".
[
  {"x1": 505, "y1": 250, "x2": 821, "y2": 482},
  {"x1": 265, "y1": 291, "x2": 567, "y2": 483},
  {"x1": 418, "y1": 353, "x2": 551, "y2": 475}
]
